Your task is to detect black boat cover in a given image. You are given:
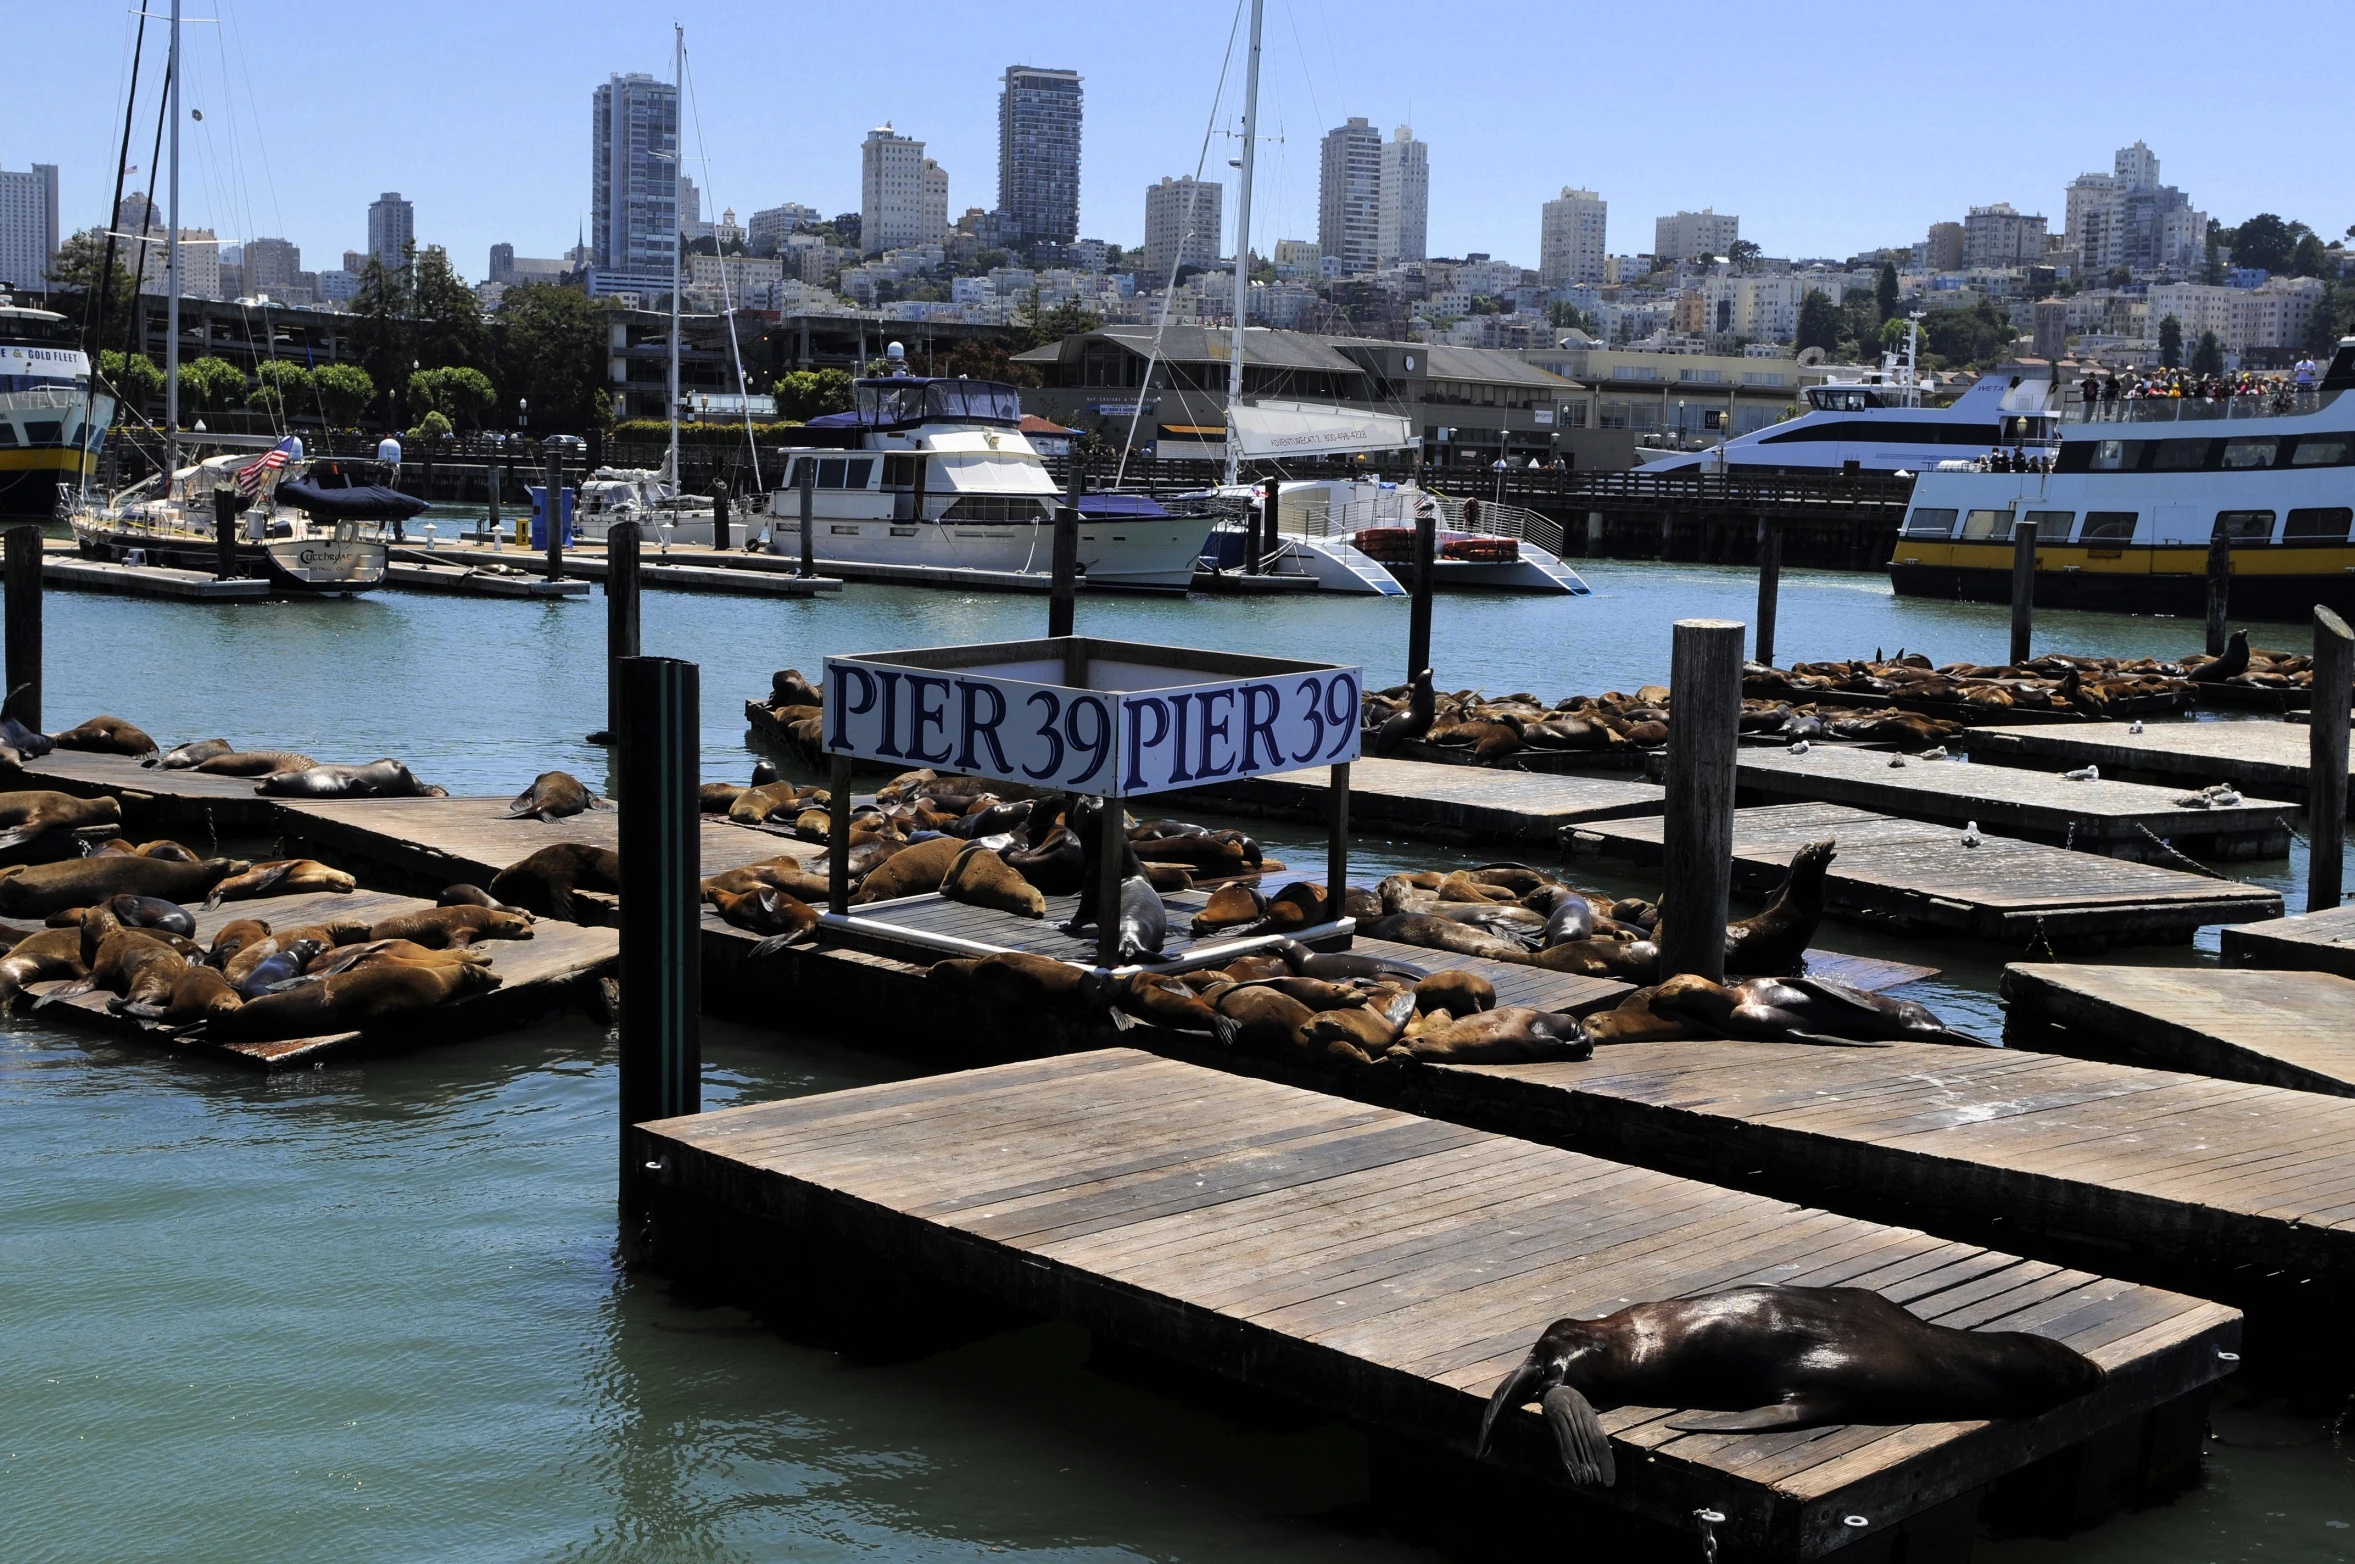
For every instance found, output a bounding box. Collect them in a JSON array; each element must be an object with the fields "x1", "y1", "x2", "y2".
[{"x1": 273, "y1": 479, "x2": 430, "y2": 521}]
